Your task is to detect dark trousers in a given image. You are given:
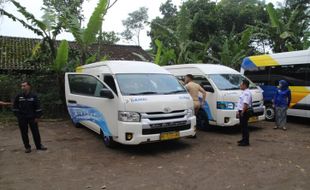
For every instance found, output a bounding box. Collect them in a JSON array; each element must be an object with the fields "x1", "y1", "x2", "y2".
[
  {"x1": 18, "y1": 118, "x2": 42, "y2": 149},
  {"x1": 239, "y1": 111, "x2": 249, "y2": 144}
]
